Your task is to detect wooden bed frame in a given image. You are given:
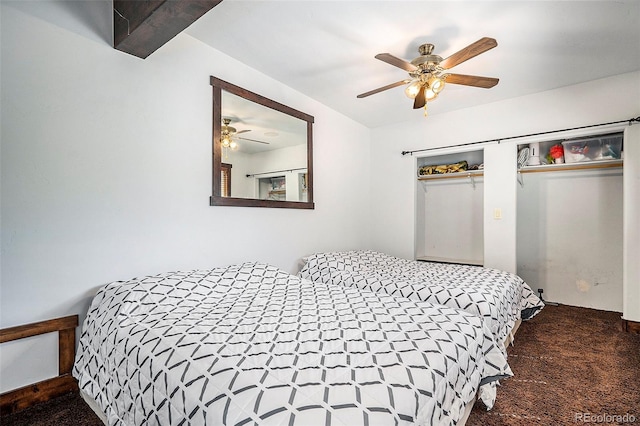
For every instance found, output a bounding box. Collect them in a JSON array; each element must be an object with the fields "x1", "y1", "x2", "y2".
[{"x1": 0, "y1": 315, "x2": 79, "y2": 415}]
